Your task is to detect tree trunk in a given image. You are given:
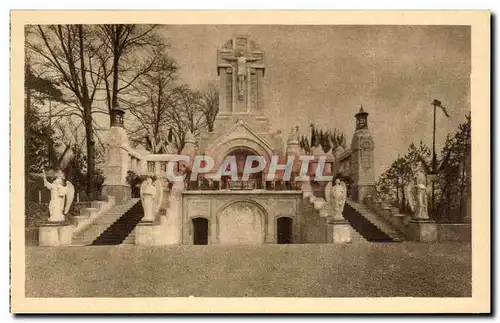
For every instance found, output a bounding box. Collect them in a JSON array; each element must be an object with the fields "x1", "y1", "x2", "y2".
[
  {"x1": 111, "y1": 55, "x2": 120, "y2": 116},
  {"x1": 83, "y1": 102, "x2": 95, "y2": 200},
  {"x1": 458, "y1": 149, "x2": 467, "y2": 221},
  {"x1": 446, "y1": 188, "x2": 451, "y2": 222}
]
